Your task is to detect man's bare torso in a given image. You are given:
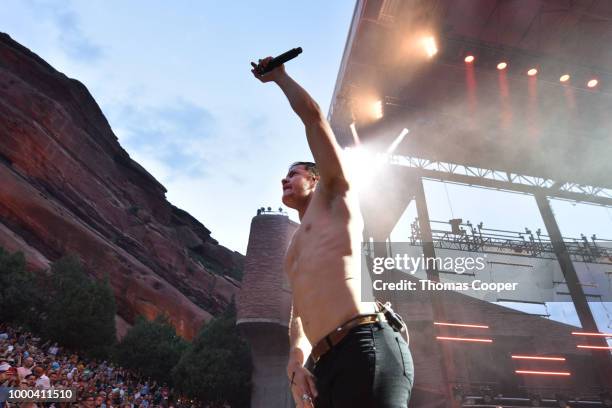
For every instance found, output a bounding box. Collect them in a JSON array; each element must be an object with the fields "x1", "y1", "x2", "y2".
[{"x1": 285, "y1": 186, "x2": 376, "y2": 345}]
